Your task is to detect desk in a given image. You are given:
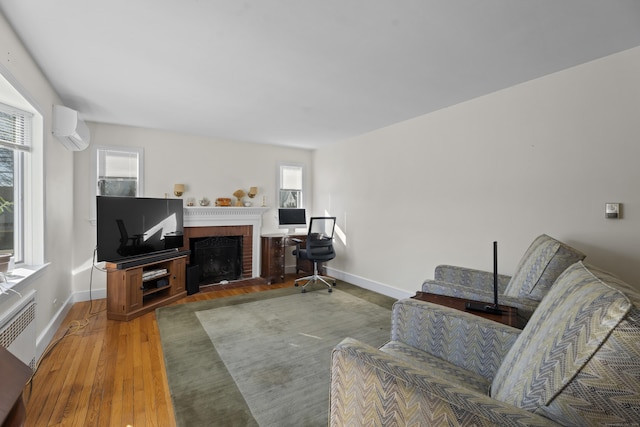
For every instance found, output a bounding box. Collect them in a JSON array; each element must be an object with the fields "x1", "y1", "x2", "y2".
[
  {"x1": 261, "y1": 234, "x2": 317, "y2": 284},
  {"x1": 412, "y1": 291, "x2": 520, "y2": 328}
]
